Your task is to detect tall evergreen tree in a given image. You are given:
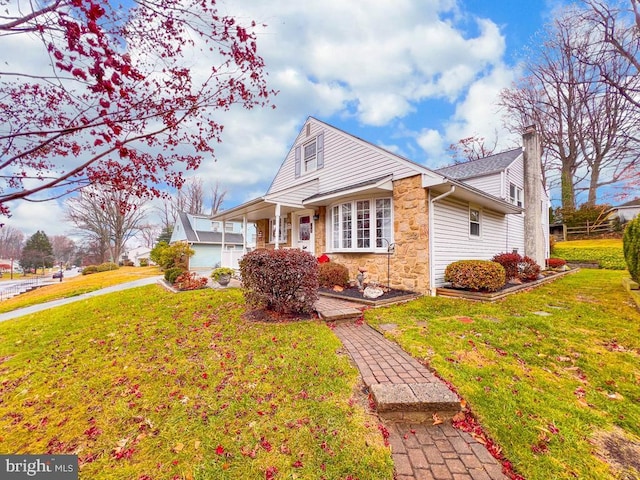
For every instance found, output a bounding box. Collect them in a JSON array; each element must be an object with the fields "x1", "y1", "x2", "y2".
[{"x1": 20, "y1": 231, "x2": 54, "y2": 273}]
